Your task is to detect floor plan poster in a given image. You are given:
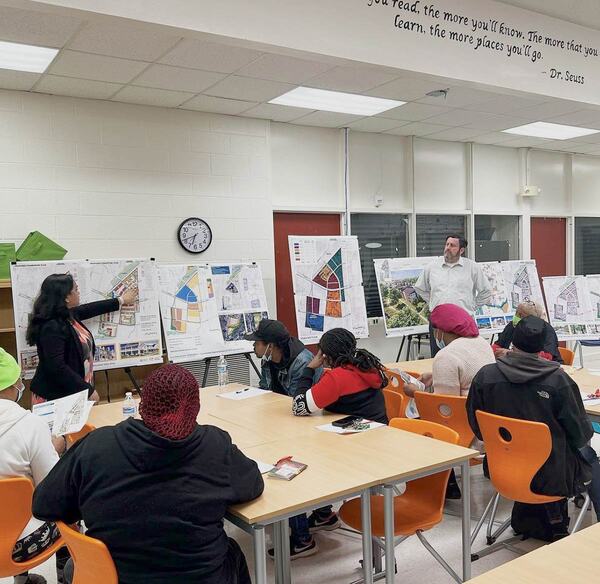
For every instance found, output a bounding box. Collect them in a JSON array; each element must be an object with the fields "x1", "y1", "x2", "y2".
[
  {"x1": 82, "y1": 259, "x2": 163, "y2": 370},
  {"x1": 501, "y1": 260, "x2": 546, "y2": 313},
  {"x1": 209, "y1": 262, "x2": 270, "y2": 354},
  {"x1": 10, "y1": 260, "x2": 84, "y2": 378},
  {"x1": 373, "y1": 257, "x2": 435, "y2": 337},
  {"x1": 289, "y1": 236, "x2": 368, "y2": 344},
  {"x1": 586, "y1": 275, "x2": 600, "y2": 323},
  {"x1": 543, "y1": 275, "x2": 597, "y2": 340},
  {"x1": 474, "y1": 262, "x2": 512, "y2": 335}
]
